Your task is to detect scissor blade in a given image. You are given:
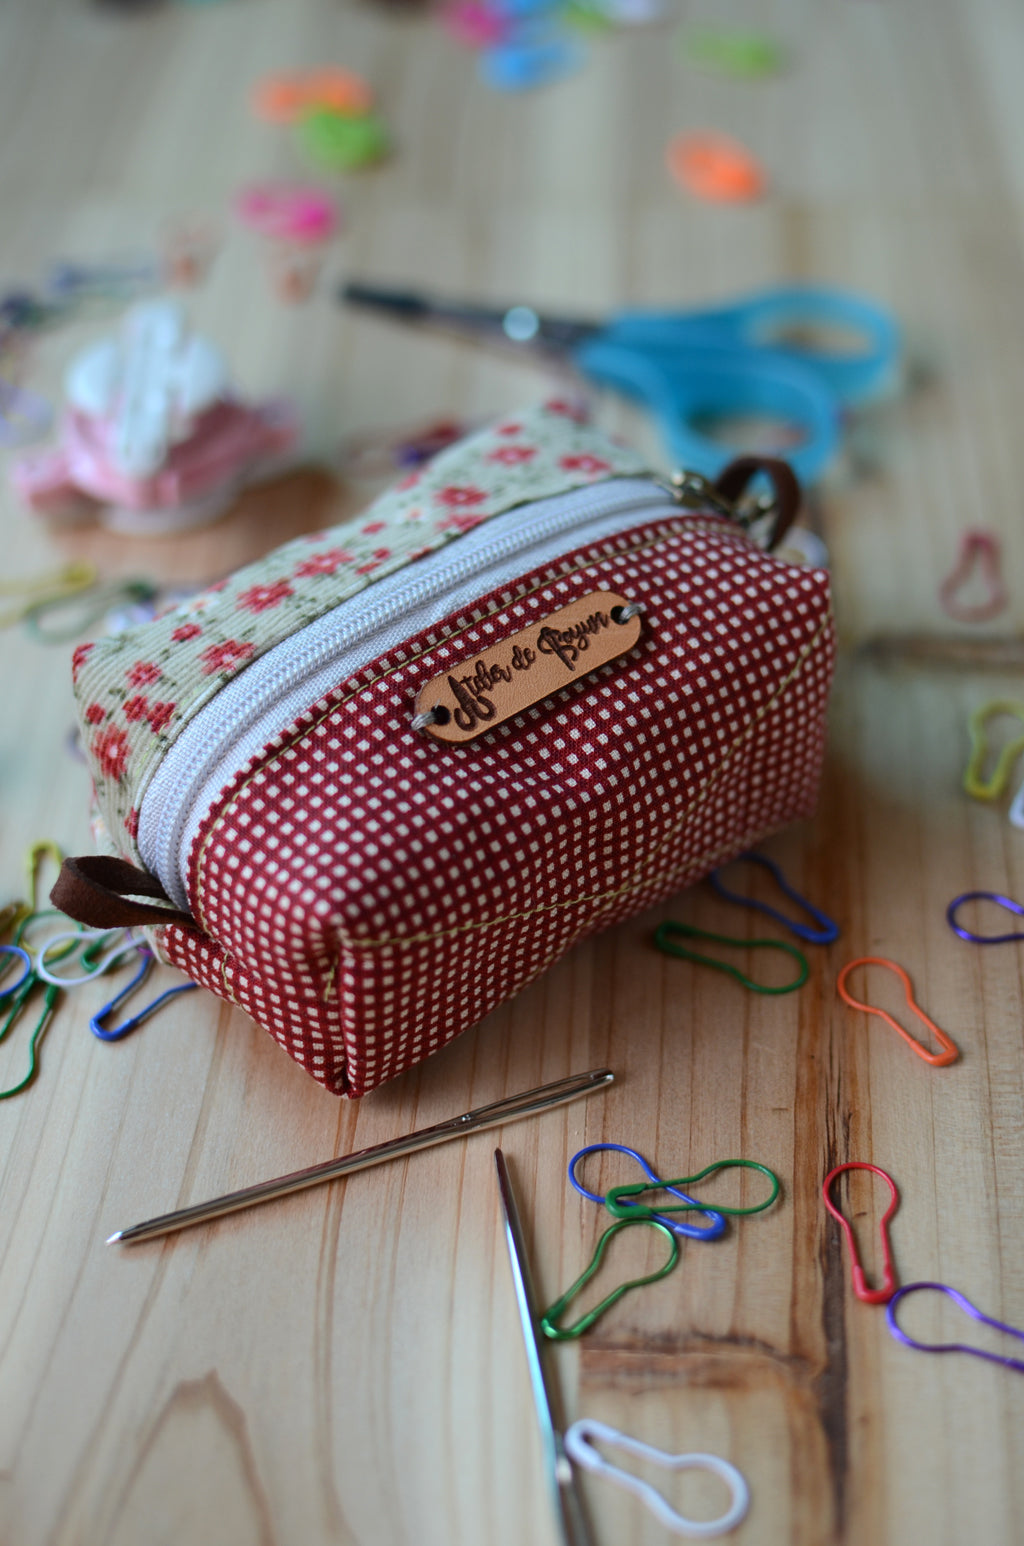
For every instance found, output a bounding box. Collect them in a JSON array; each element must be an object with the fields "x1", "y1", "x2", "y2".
[
  {"x1": 340, "y1": 282, "x2": 600, "y2": 354},
  {"x1": 494, "y1": 1150, "x2": 594, "y2": 1546}
]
